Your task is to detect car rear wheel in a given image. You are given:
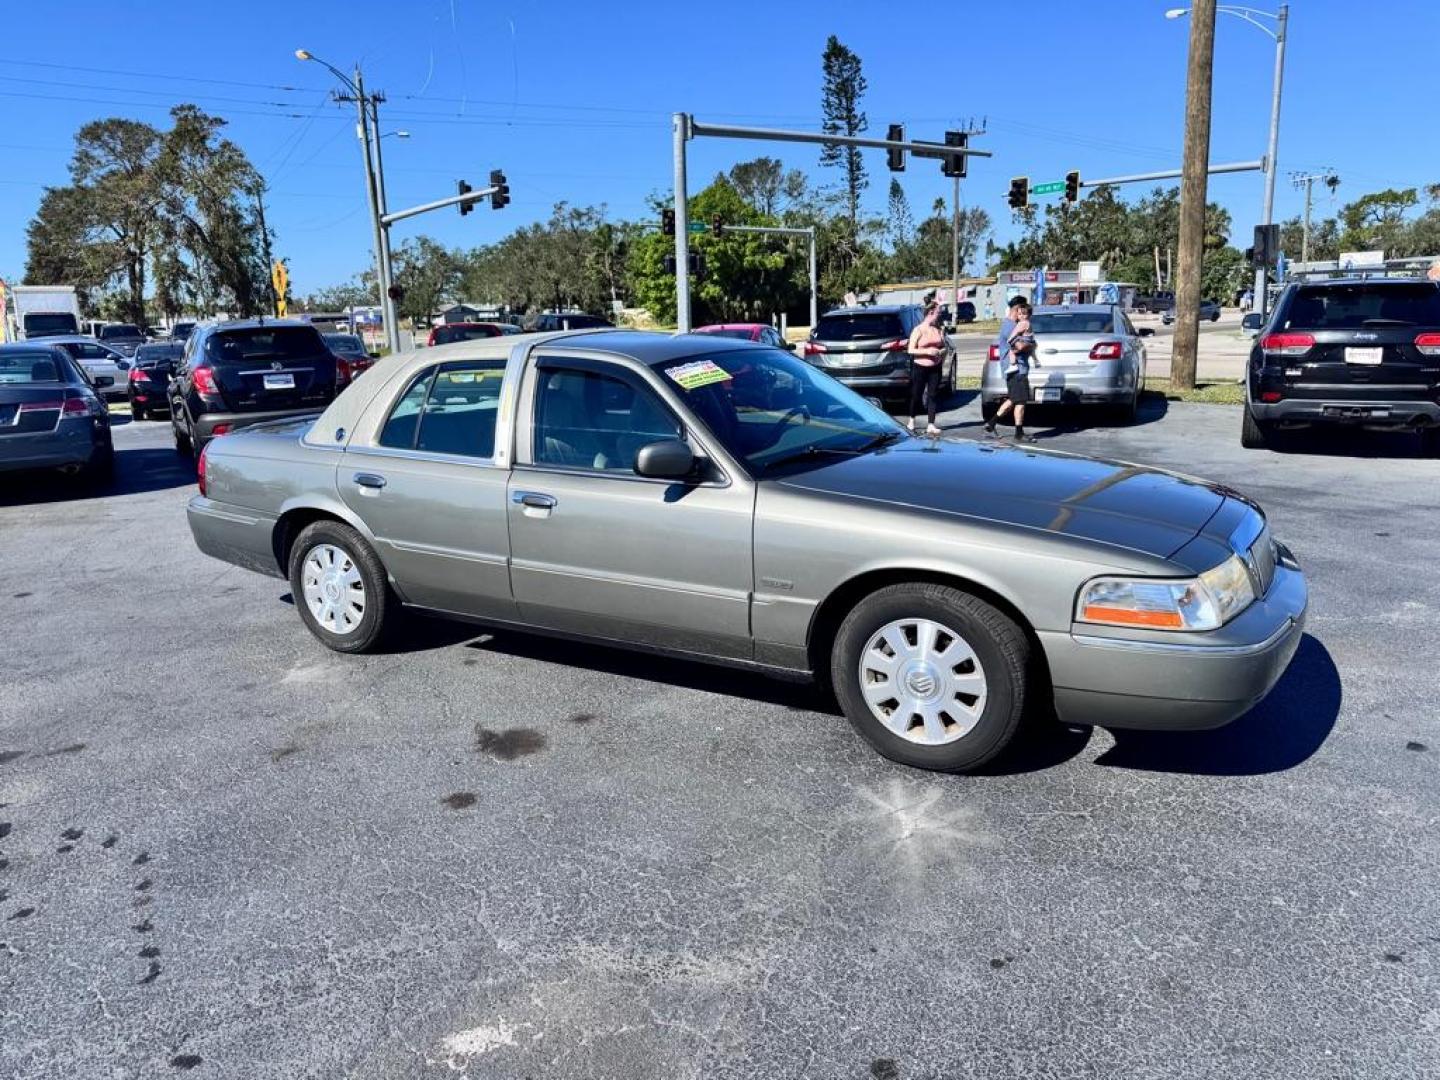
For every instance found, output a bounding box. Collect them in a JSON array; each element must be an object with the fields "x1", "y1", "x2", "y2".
[
  {"x1": 79, "y1": 440, "x2": 114, "y2": 487},
  {"x1": 132, "y1": 405, "x2": 146, "y2": 422},
  {"x1": 1241, "y1": 407, "x2": 1270, "y2": 449},
  {"x1": 173, "y1": 412, "x2": 192, "y2": 455},
  {"x1": 289, "y1": 520, "x2": 390, "y2": 654},
  {"x1": 831, "y1": 583, "x2": 1030, "y2": 772}
]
